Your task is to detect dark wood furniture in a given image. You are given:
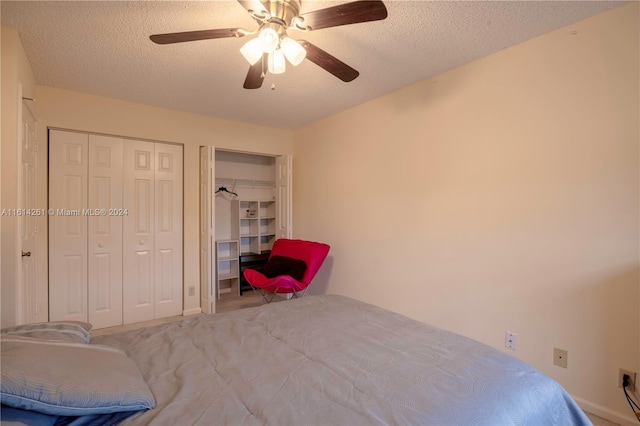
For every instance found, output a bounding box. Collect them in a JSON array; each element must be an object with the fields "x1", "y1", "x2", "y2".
[{"x1": 239, "y1": 251, "x2": 270, "y2": 295}]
